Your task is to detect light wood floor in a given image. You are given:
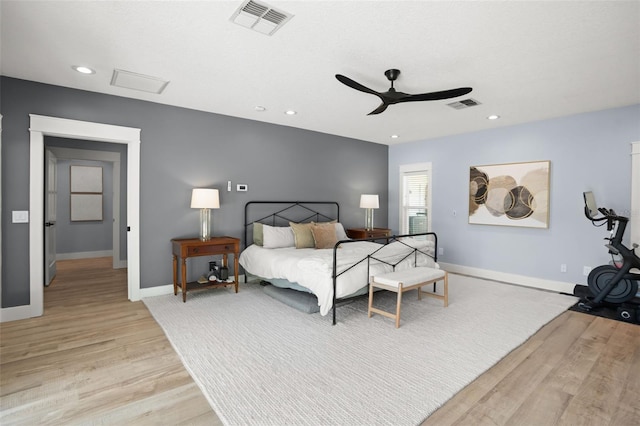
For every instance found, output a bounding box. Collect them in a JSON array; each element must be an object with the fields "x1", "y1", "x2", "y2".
[
  {"x1": 2, "y1": 258, "x2": 639, "y2": 425},
  {"x1": 0, "y1": 258, "x2": 221, "y2": 425}
]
